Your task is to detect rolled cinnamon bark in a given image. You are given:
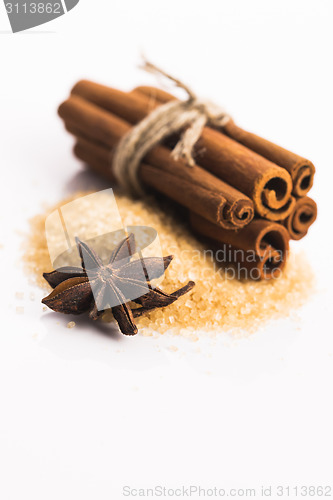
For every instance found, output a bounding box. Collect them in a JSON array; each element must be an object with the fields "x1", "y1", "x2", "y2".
[
  {"x1": 190, "y1": 213, "x2": 290, "y2": 280},
  {"x1": 72, "y1": 131, "x2": 245, "y2": 229},
  {"x1": 71, "y1": 80, "x2": 295, "y2": 221},
  {"x1": 223, "y1": 121, "x2": 315, "y2": 197},
  {"x1": 283, "y1": 197, "x2": 317, "y2": 240},
  {"x1": 72, "y1": 133, "x2": 116, "y2": 184},
  {"x1": 58, "y1": 96, "x2": 254, "y2": 229},
  {"x1": 132, "y1": 86, "x2": 315, "y2": 197}
]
